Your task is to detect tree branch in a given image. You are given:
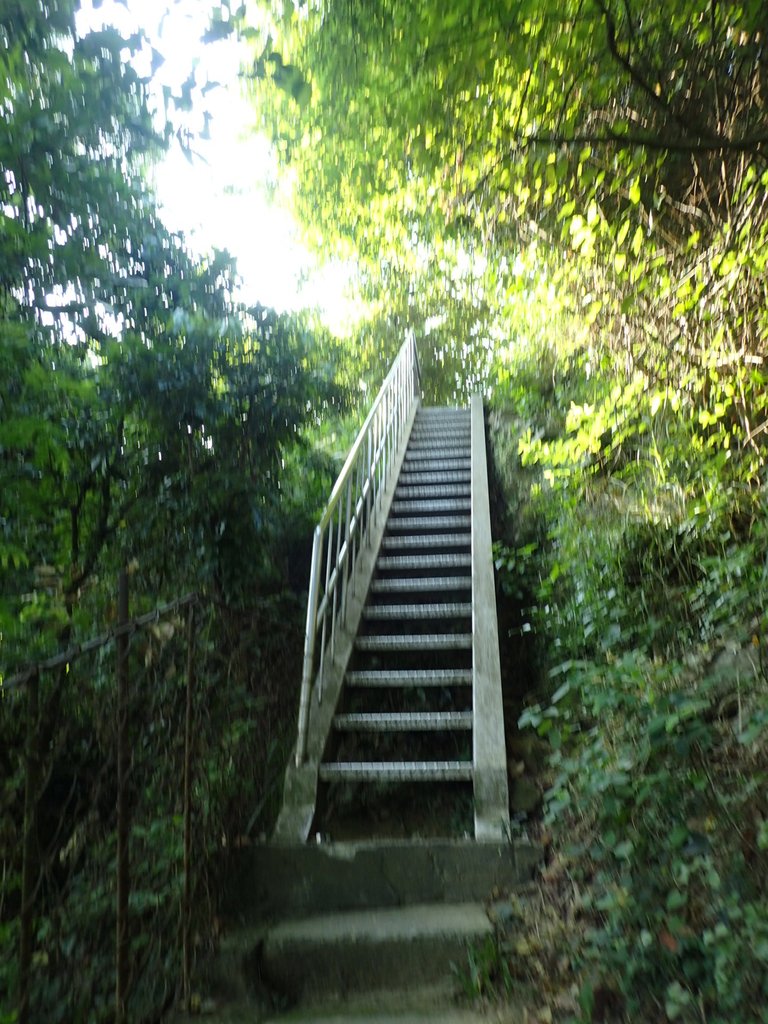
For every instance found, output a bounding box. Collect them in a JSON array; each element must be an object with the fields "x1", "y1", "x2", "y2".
[{"x1": 519, "y1": 128, "x2": 768, "y2": 157}]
